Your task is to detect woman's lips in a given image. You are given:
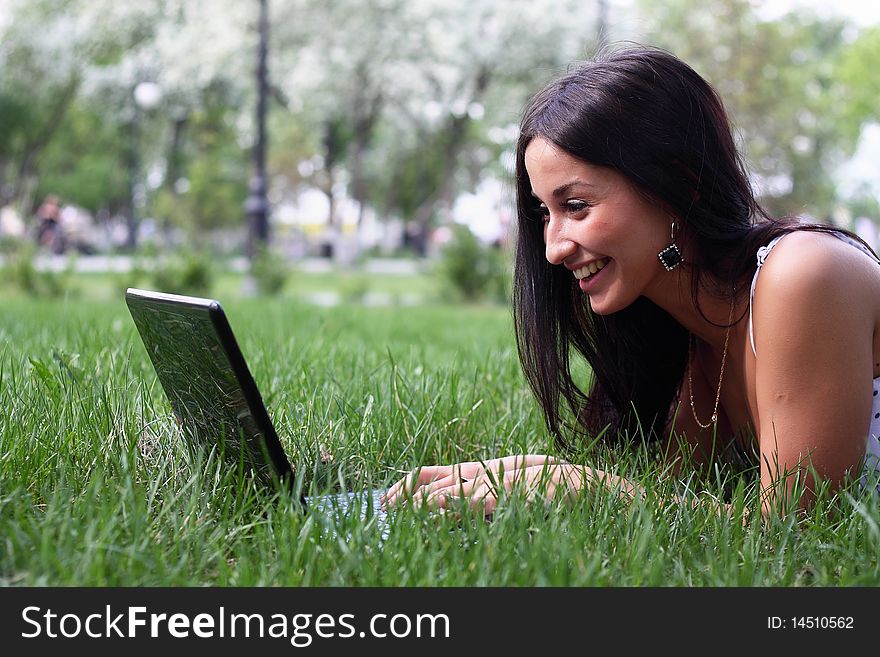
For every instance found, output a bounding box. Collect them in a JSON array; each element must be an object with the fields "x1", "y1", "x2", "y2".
[
  {"x1": 578, "y1": 258, "x2": 611, "y2": 292},
  {"x1": 573, "y1": 257, "x2": 610, "y2": 280}
]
